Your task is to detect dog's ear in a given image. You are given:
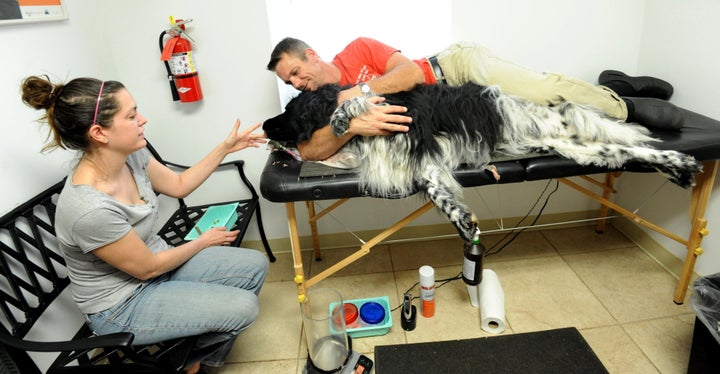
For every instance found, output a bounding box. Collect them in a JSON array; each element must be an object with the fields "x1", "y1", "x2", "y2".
[
  {"x1": 263, "y1": 111, "x2": 300, "y2": 142},
  {"x1": 290, "y1": 85, "x2": 346, "y2": 142},
  {"x1": 263, "y1": 85, "x2": 346, "y2": 143}
]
